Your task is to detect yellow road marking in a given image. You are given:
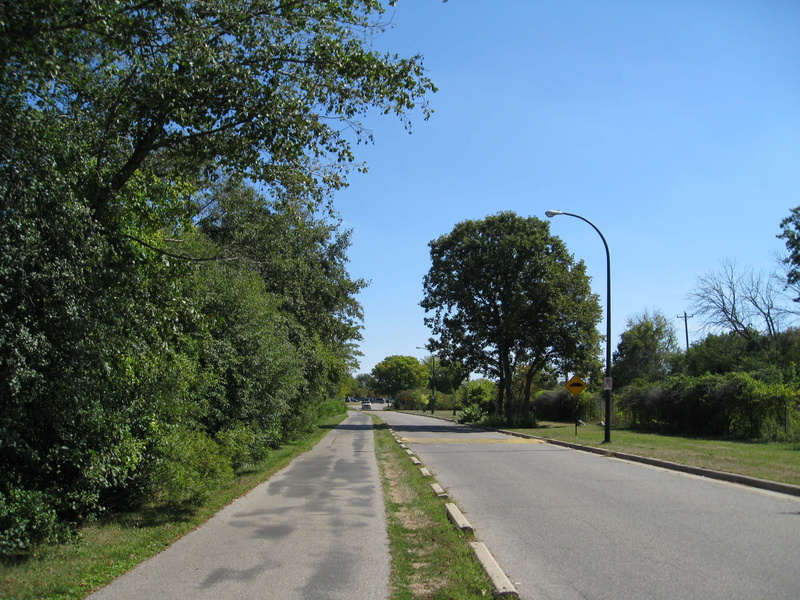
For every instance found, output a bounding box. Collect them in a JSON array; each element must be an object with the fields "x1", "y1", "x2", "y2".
[{"x1": 399, "y1": 437, "x2": 544, "y2": 444}]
